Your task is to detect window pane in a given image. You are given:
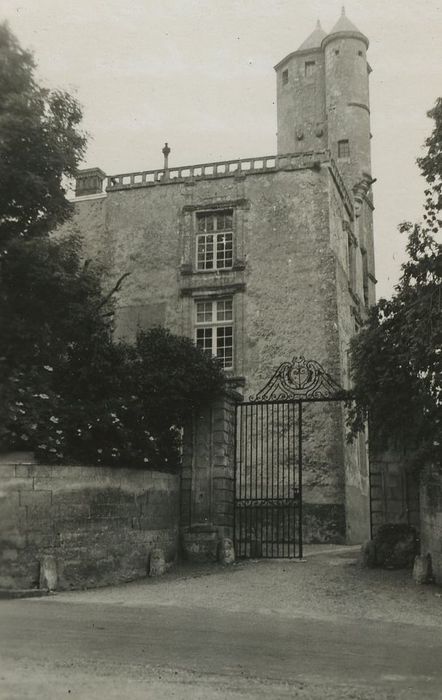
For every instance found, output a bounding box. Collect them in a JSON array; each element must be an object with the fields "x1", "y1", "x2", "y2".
[
  {"x1": 216, "y1": 232, "x2": 233, "y2": 269},
  {"x1": 197, "y1": 234, "x2": 214, "y2": 270},
  {"x1": 216, "y1": 326, "x2": 233, "y2": 368},
  {"x1": 217, "y1": 299, "x2": 233, "y2": 322},
  {"x1": 196, "y1": 327, "x2": 213, "y2": 353},
  {"x1": 196, "y1": 301, "x2": 213, "y2": 323}
]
